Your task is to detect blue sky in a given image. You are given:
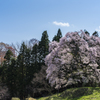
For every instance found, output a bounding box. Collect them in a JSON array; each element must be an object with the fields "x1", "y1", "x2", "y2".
[{"x1": 0, "y1": 0, "x2": 100, "y2": 45}]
